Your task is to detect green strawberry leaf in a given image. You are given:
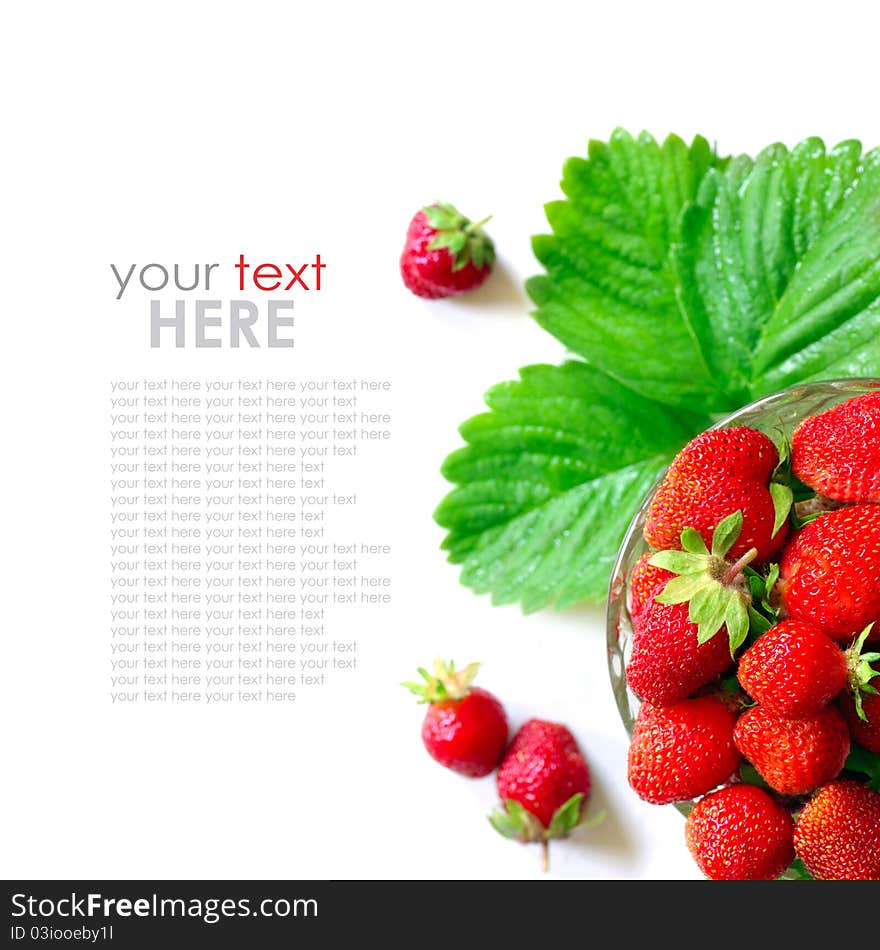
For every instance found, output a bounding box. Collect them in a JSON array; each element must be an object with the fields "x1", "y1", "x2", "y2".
[
  {"x1": 434, "y1": 361, "x2": 710, "y2": 611},
  {"x1": 526, "y1": 130, "x2": 726, "y2": 411},
  {"x1": 437, "y1": 131, "x2": 880, "y2": 611},
  {"x1": 675, "y1": 138, "x2": 880, "y2": 402}
]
